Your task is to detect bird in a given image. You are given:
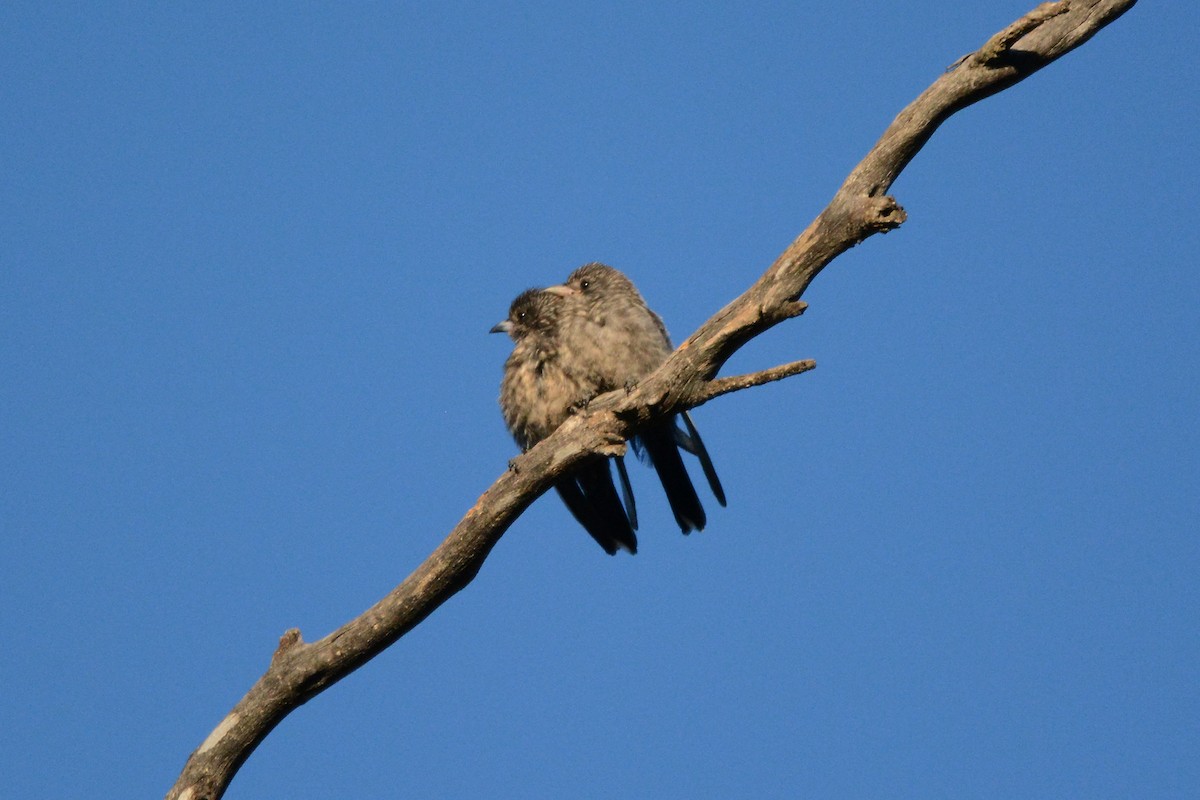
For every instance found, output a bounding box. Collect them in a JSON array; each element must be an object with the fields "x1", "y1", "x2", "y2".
[
  {"x1": 491, "y1": 288, "x2": 638, "y2": 555},
  {"x1": 545, "y1": 263, "x2": 725, "y2": 534}
]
